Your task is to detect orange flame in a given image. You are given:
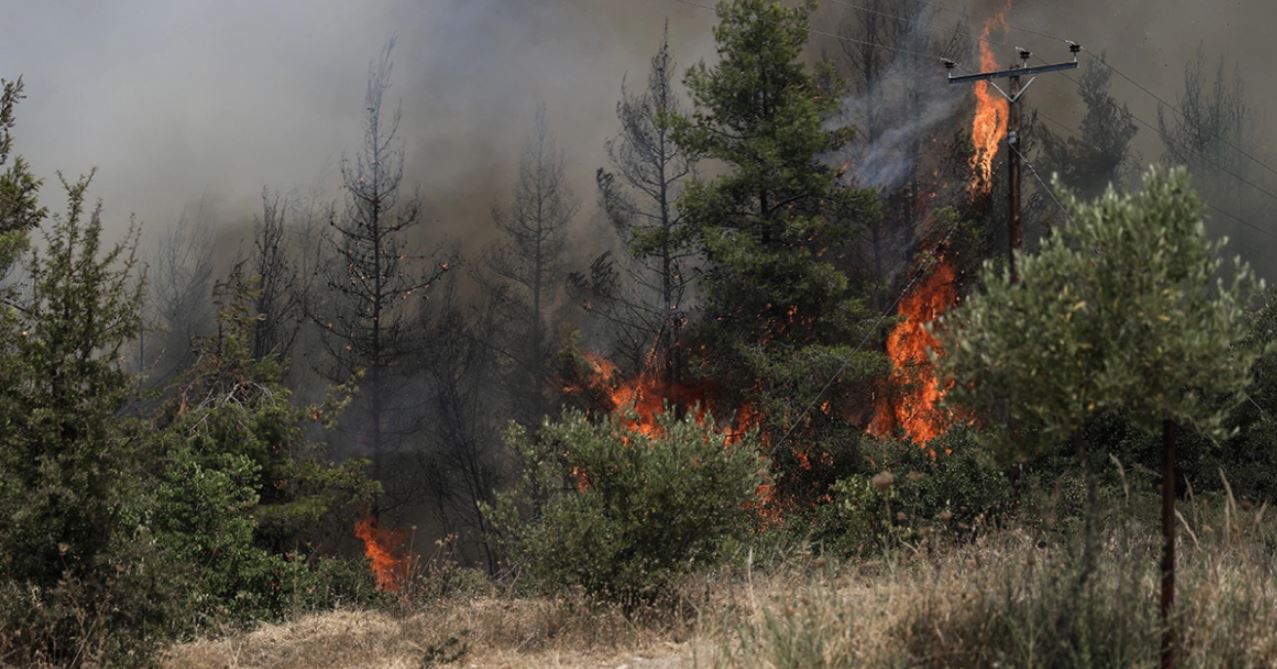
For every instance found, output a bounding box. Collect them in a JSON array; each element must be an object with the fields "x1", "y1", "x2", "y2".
[
  {"x1": 565, "y1": 351, "x2": 773, "y2": 508},
  {"x1": 968, "y1": 2, "x2": 1011, "y2": 196},
  {"x1": 354, "y1": 515, "x2": 407, "y2": 592},
  {"x1": 869, "y1": 254, "x2": 958, "y2": 446},
  {"x1": 570, "y1": 352, "x2": 717, "y2": 440}
]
